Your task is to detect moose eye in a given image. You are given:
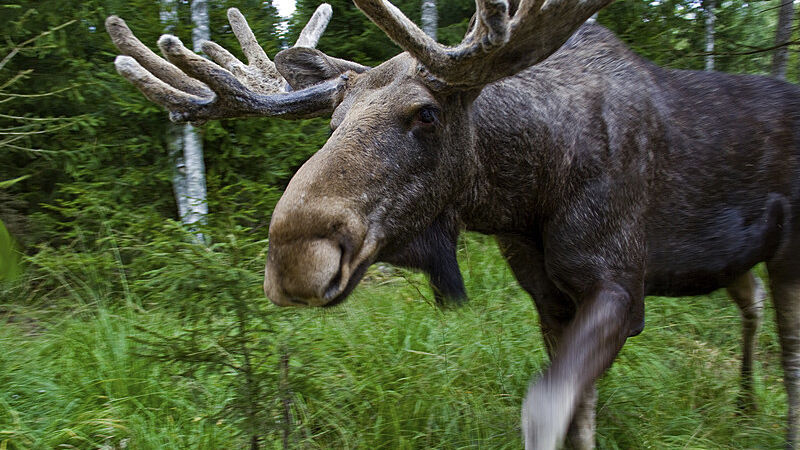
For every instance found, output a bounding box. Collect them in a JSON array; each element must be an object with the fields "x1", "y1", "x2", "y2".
[
  {"x1": 412, "y1": 105, "x2": 440, "y2": 129},
  {"x1": 419, "y1": 107, "x2": 437, "y2": 123}
]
